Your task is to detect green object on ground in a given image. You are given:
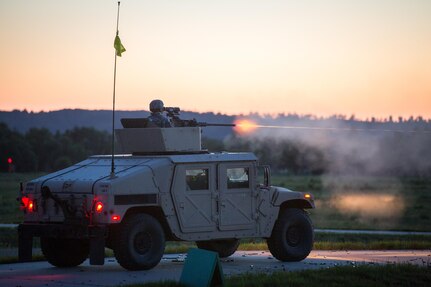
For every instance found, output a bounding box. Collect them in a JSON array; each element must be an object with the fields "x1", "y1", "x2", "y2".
[{"x1": 180, "y1": 248, "x2": 224, "y2": 287}]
